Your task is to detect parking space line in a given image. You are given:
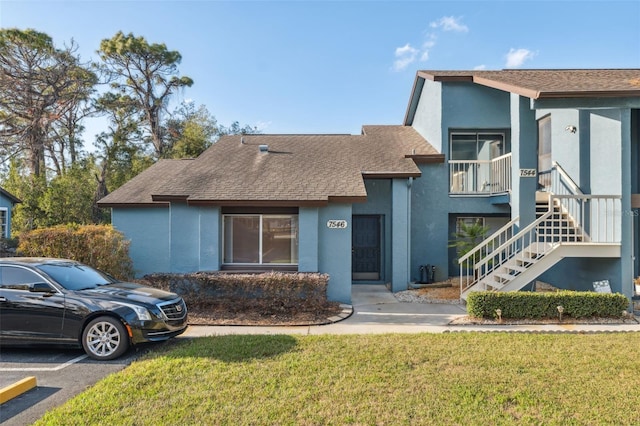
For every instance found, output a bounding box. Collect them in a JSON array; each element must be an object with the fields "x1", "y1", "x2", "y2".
[{"x1": 0, "y1": 354, "x2": 88, "y2": 372}]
